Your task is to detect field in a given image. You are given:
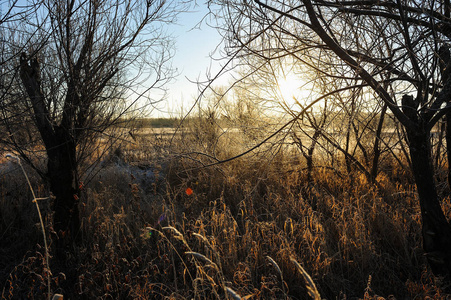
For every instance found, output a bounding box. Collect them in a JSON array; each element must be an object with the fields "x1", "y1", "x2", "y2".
[{"x1": 1, "y1": 122, "x2": 450, "y2": 299}]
